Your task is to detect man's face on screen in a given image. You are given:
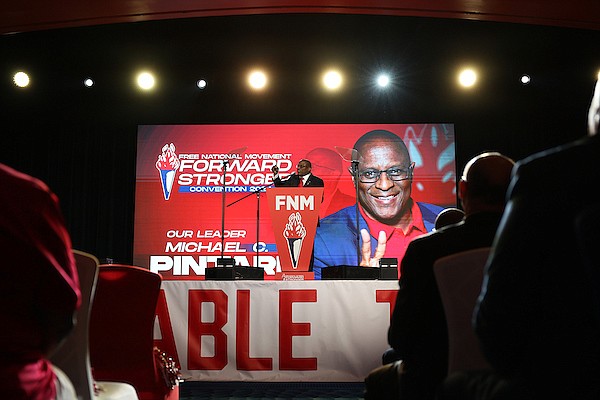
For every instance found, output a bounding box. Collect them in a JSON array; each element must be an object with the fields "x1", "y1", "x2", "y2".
[
  {"x1": 296, "y1": 160, "x2": 311, "y2": 176},
  {"x1": 355, "y1": 138, "x2": 413, "y2": 225}
]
